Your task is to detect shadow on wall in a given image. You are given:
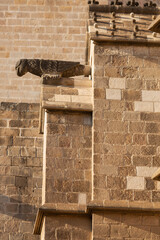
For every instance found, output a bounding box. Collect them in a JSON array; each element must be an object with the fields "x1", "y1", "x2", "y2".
[
  {"x1": 0, "y1": 194, "x2": 37, "y2": 222},
  {"x1": 94, "y1": 212, "x2": 160, "y2": 238}
]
